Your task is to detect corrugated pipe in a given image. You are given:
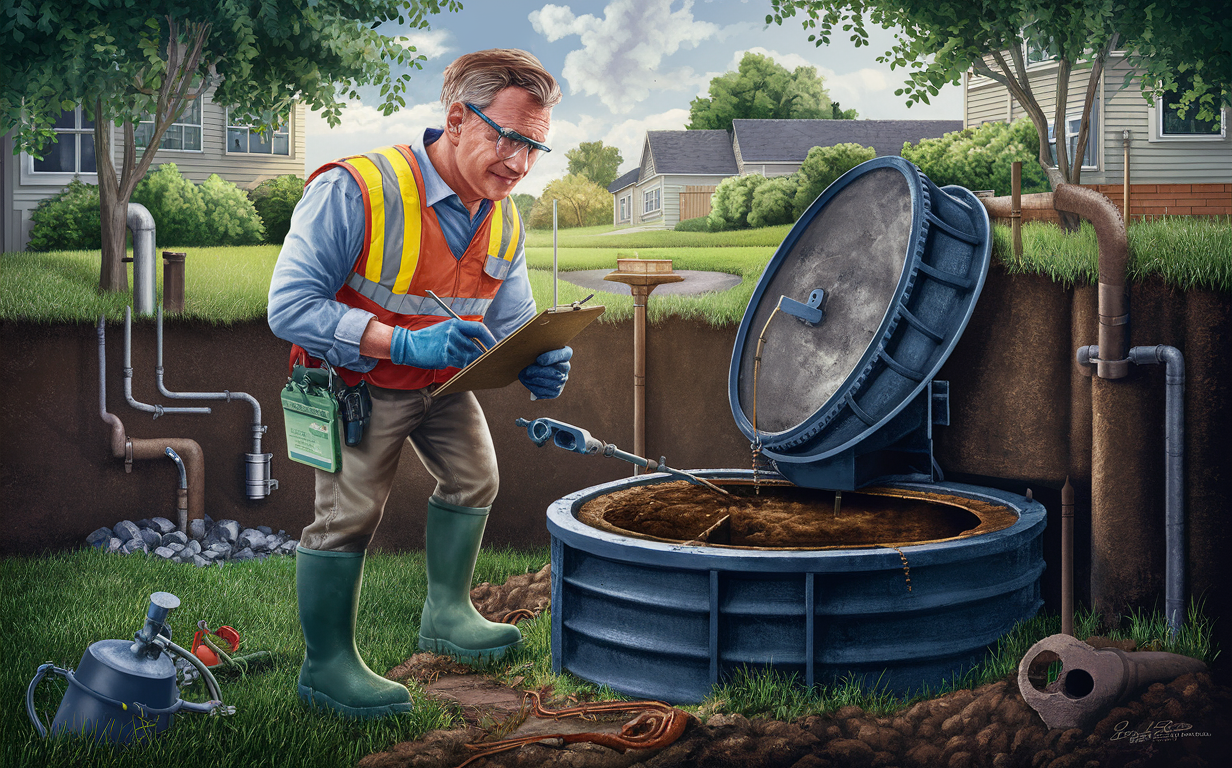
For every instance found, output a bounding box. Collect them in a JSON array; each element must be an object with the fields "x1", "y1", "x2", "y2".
[
  {"x1": 1055, "y1": 184, "x2": 1130, "y2": 379},
  {"x1": 1077, "y1": 344, "x2": 1186, "y2": 635},
  {"x1": 124, "y1": 306, "x2": 210, "y2": 418},
  {"x1": 99, "y1": 317, "x2": 207, "y2": 536},
  {"x1": 127, "y1": 202, "x2": 157, "y2": 316},
  {"x1": 155, "y1": 305, "x2": 278, "y2": 499}
]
